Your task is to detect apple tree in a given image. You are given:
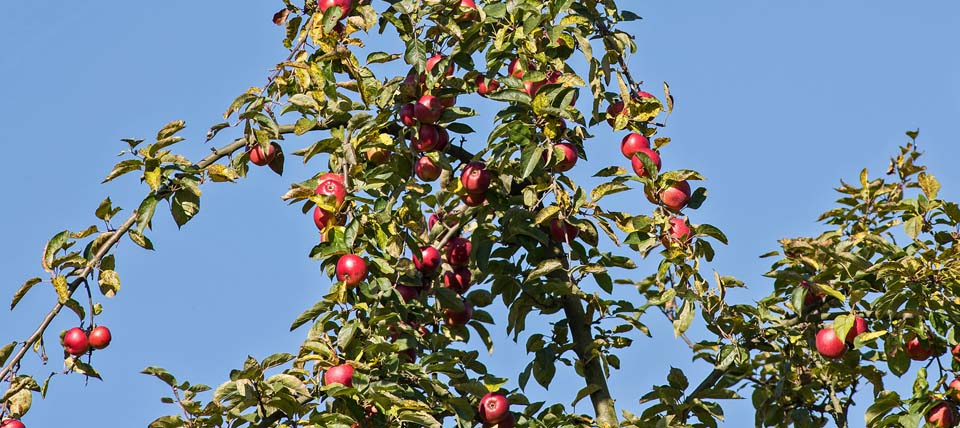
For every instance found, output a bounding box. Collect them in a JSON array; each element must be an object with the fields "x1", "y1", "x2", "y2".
[{"x1": 3, "y1": 1, "x2": 960, "y2": 428}]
